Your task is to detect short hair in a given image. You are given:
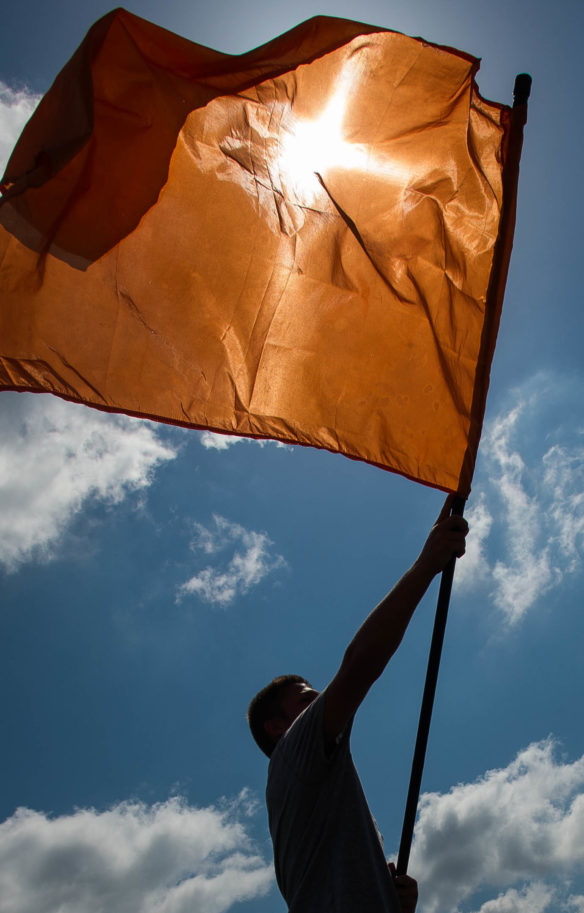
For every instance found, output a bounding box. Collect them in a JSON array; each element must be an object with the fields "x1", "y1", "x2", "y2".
[{"x1": 247, "y1": 674, "x2": 310, "y2": 758}]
